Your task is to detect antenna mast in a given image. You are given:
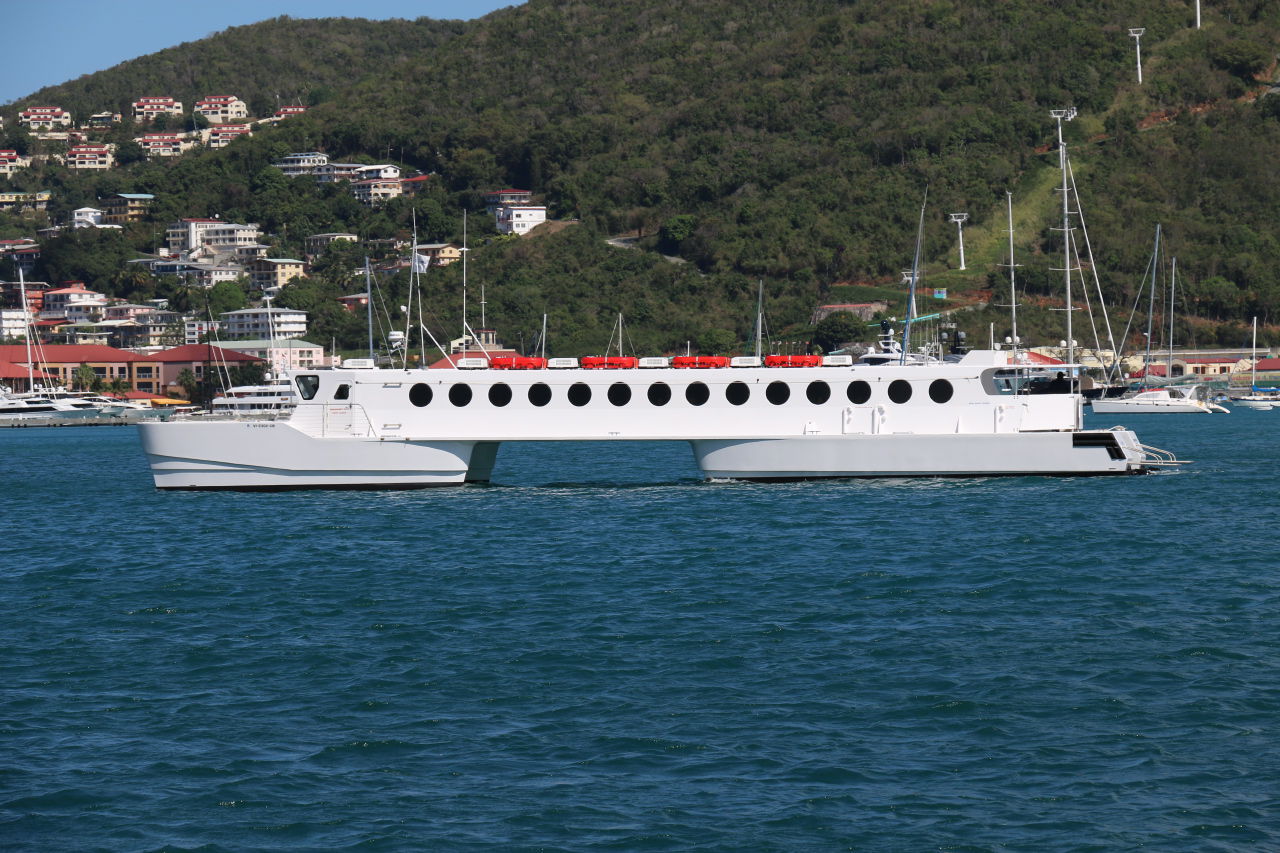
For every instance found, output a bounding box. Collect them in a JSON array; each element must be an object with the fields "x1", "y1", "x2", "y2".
[{"x1": 901, "y1": 187, "x2": 928, "y2": 364}]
